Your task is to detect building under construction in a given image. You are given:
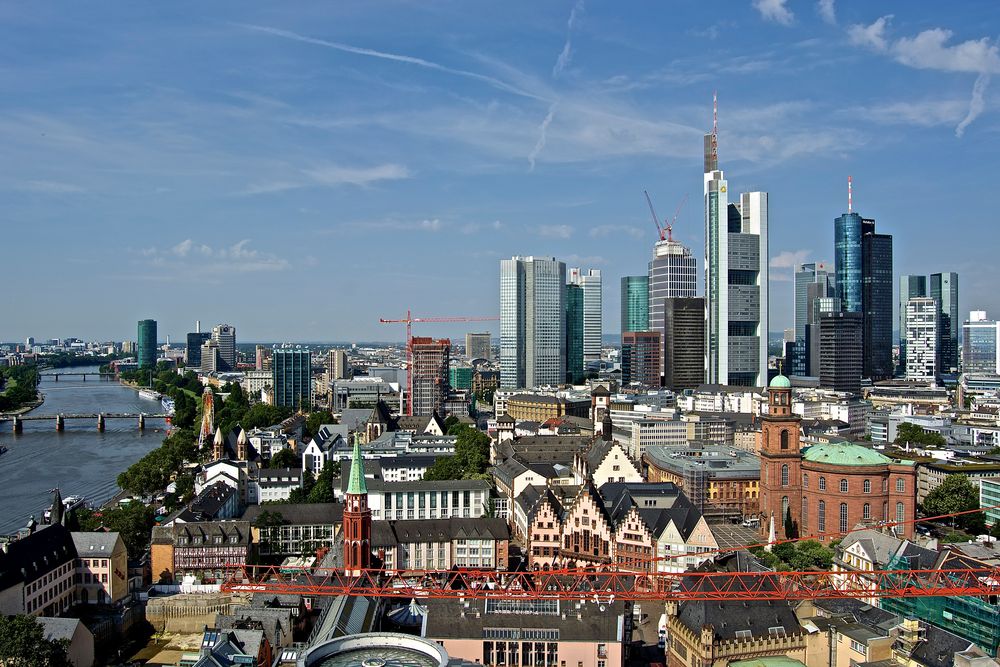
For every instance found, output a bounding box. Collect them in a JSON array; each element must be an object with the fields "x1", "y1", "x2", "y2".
[{"x1": 410, "y1": 337, "x2": 450, "y2": 417}]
